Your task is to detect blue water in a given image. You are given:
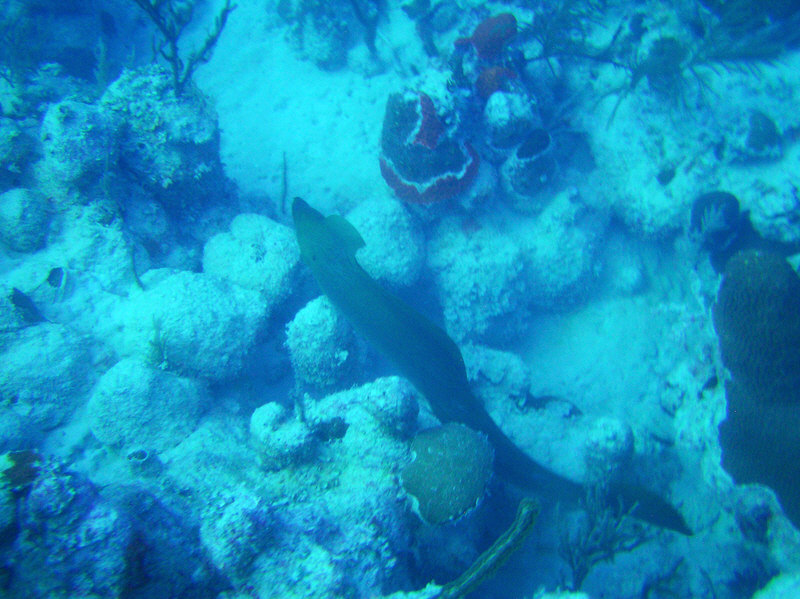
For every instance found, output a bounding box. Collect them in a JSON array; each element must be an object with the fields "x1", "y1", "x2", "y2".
[{"x1": 1, "y1": 1, "x2": 800, "y2": 597}]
